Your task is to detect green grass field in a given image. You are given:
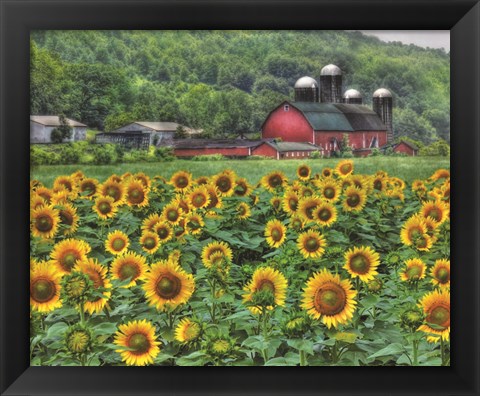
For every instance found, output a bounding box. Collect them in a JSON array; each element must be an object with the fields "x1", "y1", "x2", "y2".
[{"x1": 31, "y1": 156, "x2": 450, "y2": 187}]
